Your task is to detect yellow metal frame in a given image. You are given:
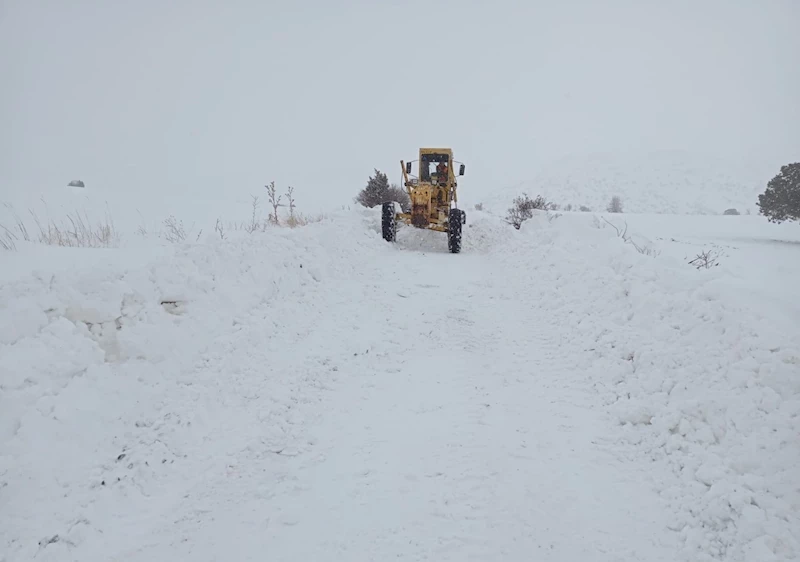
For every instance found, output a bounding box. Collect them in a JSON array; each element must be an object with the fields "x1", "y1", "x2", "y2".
[{"x1": 398, "y1": 147, "x2": 459, "y2": 232}]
